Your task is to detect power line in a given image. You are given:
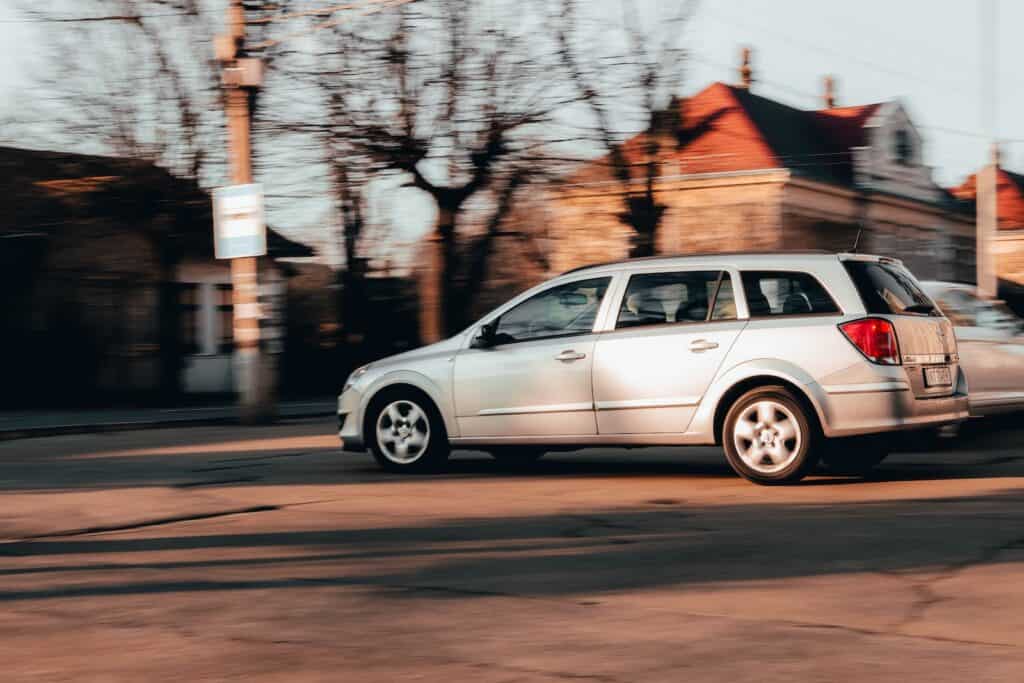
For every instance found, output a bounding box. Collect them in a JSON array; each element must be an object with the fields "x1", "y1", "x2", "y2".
[
  {"x1": 246, "y1": 0, "x2": 402, "y2": 25},
  {"x1": 0, "y1": 12, "x2": 195, "y2": 24},
  {"x1": 250, "y1": 0, "x2": 415, "y2": 49},
  {"x1": 919, "y1": 124, "x2": 1024, "y2": 144},
  {"x1": 981, "y1": 0, "x2": 998, "y2": 141},
  {"x1": 701, "y1": 8, "x2": 967, "y2": 90},
  {"x1": 689, "y1": 53, "x2": 1023, "y2": 147}
]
